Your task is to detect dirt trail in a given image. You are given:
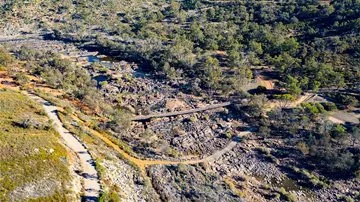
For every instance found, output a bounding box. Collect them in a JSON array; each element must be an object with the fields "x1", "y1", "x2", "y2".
[
  {"x1": 72, "y1": 115, "x2": 250, "y2": 175},
  {"x1": 27, "y1": 93, "x2": 101, "y2": 201}
]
